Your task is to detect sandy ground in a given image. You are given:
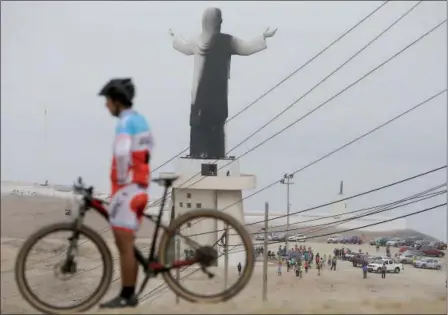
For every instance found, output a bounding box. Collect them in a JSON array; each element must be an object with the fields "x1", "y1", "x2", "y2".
[{"x1": 1, "y1": 195, "x2": 447, "y2": 314}]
